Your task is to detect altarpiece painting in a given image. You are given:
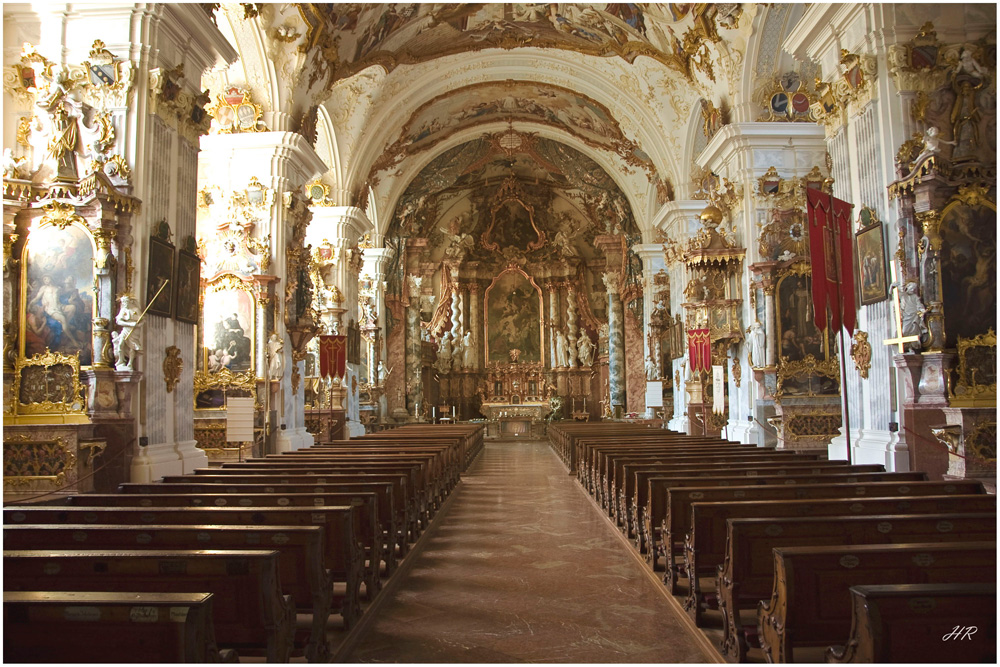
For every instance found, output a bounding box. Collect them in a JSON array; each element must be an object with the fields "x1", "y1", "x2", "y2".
[
  {"x1": 21, "y1": 222, "x2": 95, "y2": 366},
  {"x1": 485, "y1": 268, "x2": 543, "y2": 365}
]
